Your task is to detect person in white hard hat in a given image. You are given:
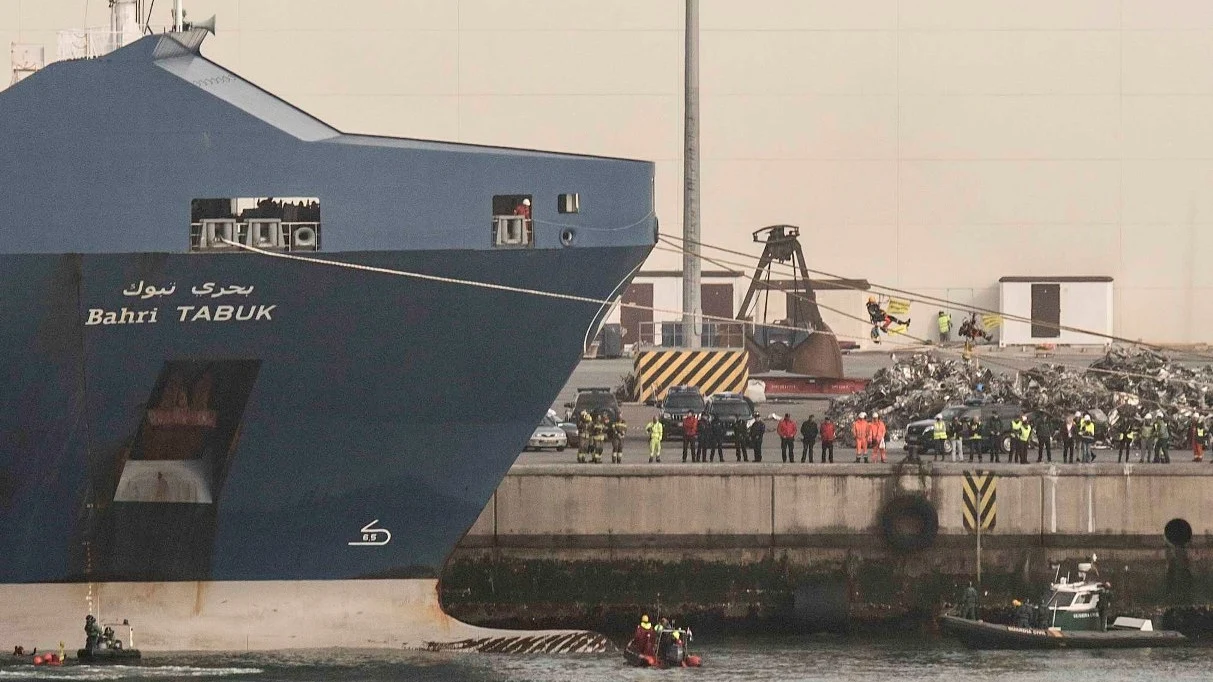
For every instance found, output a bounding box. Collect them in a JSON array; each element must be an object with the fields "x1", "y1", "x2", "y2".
[
  {"x1": 853, "y1": 413, "x2": 870, "y2": 462},
  {"x1": 513, "y1": 197, "x2": 532, "y2": 220},
  {"x1": 1079, "y1": 413, "x2": 1096, "y2": 463}
]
